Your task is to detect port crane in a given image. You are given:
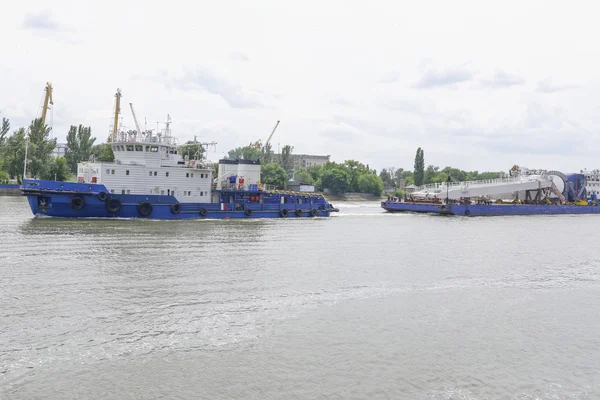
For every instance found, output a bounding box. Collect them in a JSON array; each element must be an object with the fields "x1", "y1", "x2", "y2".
[
  {"x1": 108, "y1": 88, "x2": 122, "y2": 142},
  {"x1": 254, "y1": 120, "x2": 280, "y2": 149},
  {"x1": 129, "y1": 102, "x2": 143, "y2": 139},
  {"x1": 40, "y1": 82, "x2": 53, "y2": 126}
]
